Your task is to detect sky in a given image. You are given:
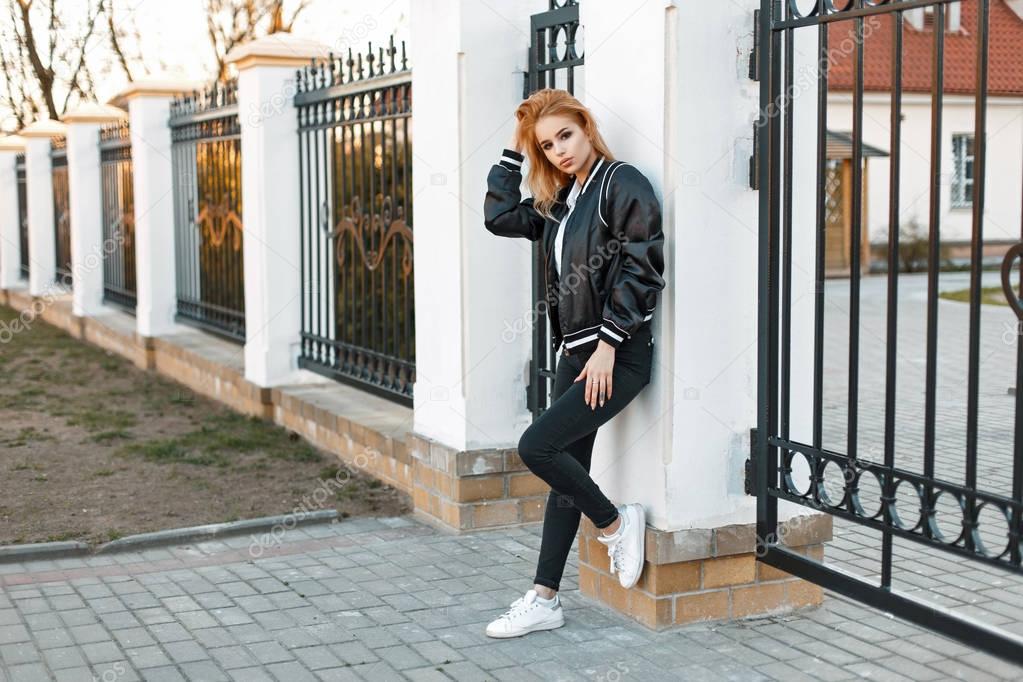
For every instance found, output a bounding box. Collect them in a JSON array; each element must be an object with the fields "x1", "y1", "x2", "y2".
[{"x1": 0, "y1": 0, "x2": 410, "y2": 131}]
